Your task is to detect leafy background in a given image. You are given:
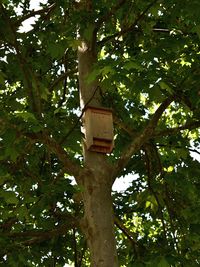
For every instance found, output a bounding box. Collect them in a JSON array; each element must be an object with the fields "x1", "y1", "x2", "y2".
[{"x1": 0, "y1": 0, "x2": 200, "y2": 266}]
